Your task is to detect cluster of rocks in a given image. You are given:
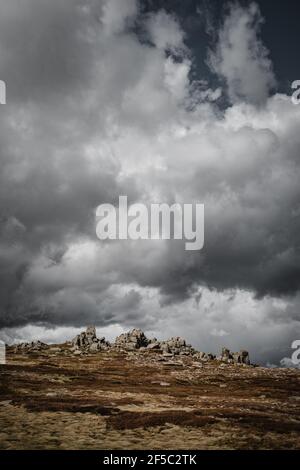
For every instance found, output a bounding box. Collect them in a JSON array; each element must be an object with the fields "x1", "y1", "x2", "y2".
[
  {"x1": 193, "y1": 348, "x2": 250, "y2": 365},
  {"x1": 13, "y1": 340, "x2": 48, "y2": 354},
  {"x1": 11, "y1": 326, "x2": 251, "y2": 366},
  {"x1": 114, "y1": 328, "x2": 149, "y2": 351},
  {"x1": 113, "y1": 329, "x2": 250, "y2": 365},
  {"x1": 218, "y1": 347, "x2": 250, "y2": 365},
  {"x1": 158, "y1": 337, "x2": 195, "y2": 356},
  {"x1": 114, "y1": 330, "x2": 195, "y2": 357},
  {"x1": 194, "y1": 351, "x2": 216, "y2": 361},
  {"x1": 71, "y1": 326, "x2": 110, "y2": 354}
]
